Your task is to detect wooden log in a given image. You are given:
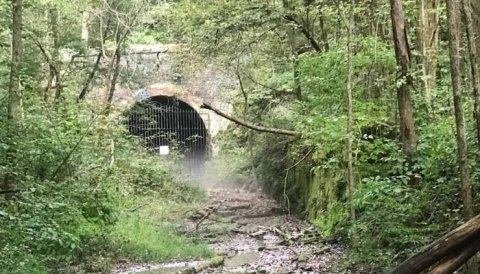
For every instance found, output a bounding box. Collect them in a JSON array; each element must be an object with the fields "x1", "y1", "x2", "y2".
[
  {"x1": 391, "y1": 215, "x2": 480, "y2": 274},
  {"x1": 428, "y1": 236, "x2": 480, "y2": 274}
]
